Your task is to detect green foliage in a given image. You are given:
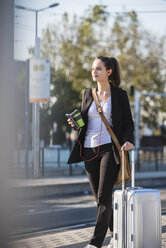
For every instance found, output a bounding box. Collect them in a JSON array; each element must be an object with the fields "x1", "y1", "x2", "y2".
[
  {"x1": 85, "y1": 5, "x2": 108, "y2": 23},
  {"x1": 40, "y1": 68, "x2": 80, "y2": 145},
  {"x1": 39, "y1": 5, "x2": 166, "y2": 143}
]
